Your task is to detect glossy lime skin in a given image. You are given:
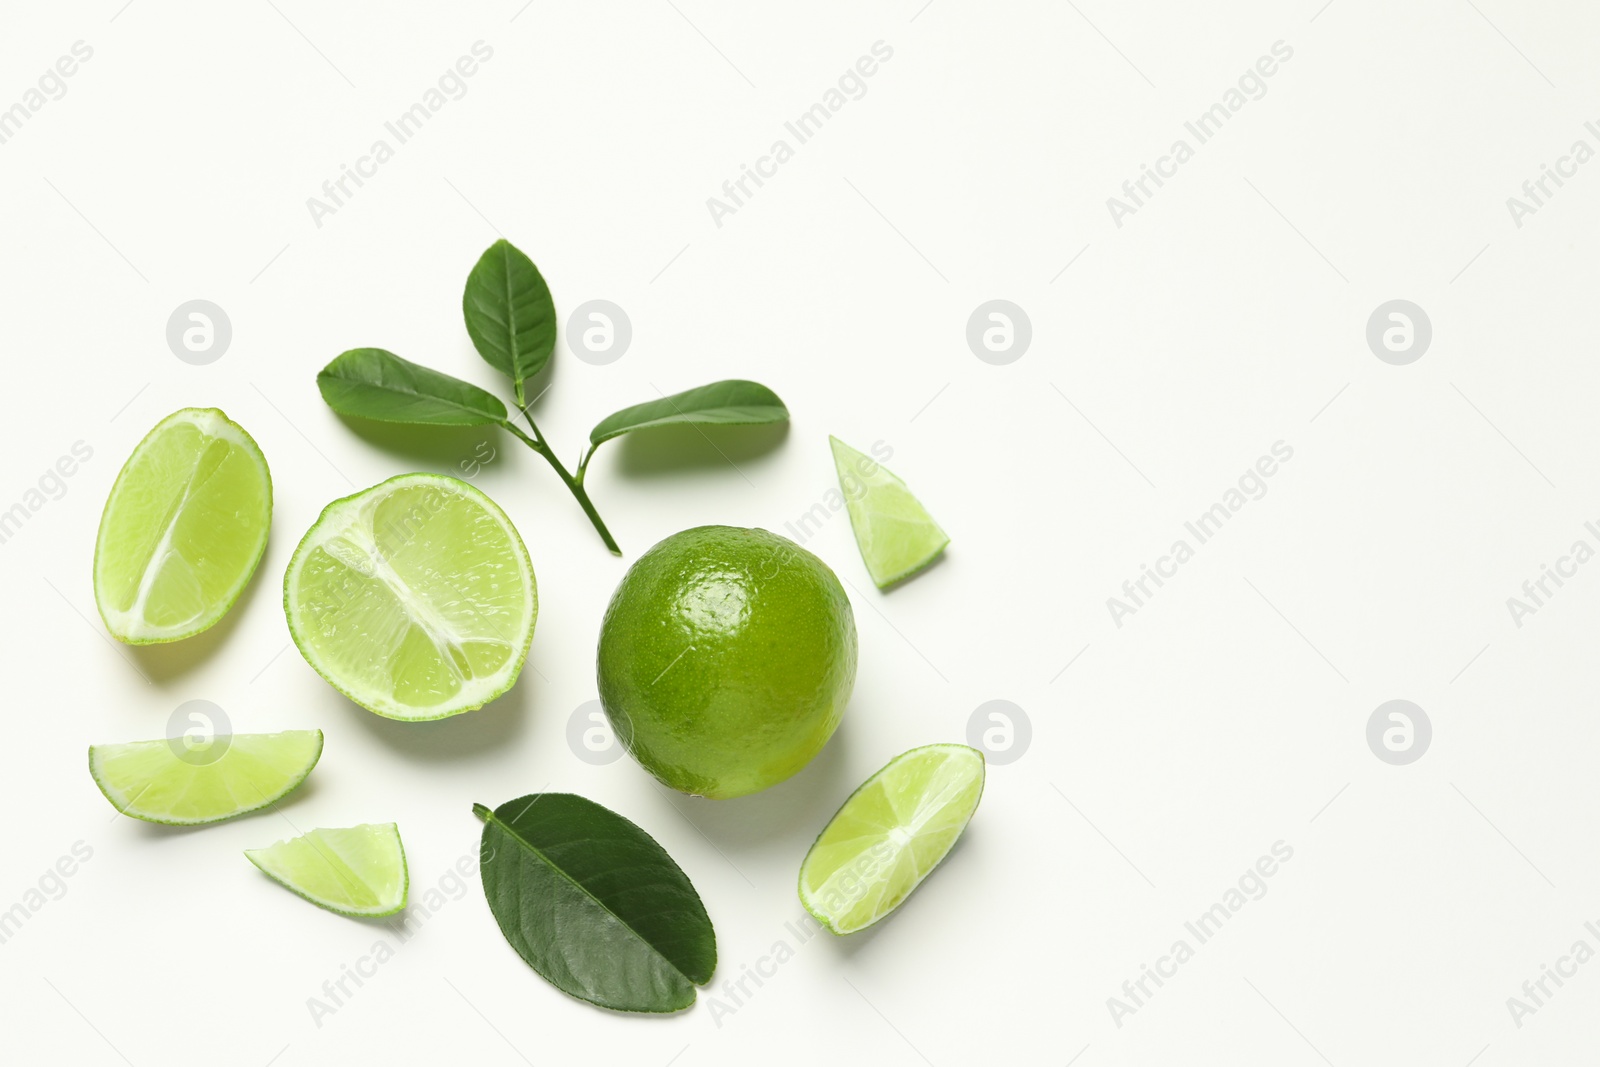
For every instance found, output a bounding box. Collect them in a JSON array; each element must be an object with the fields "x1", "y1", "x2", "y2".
[{"x1": 597, "y1": 526, "x2": 858, "y2": 799}]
